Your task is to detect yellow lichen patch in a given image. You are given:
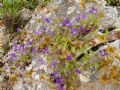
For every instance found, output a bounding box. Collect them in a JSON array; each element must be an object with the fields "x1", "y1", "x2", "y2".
[
  {"x1": 27, "y1": 69, "x2": 34, "y2": 78},
  {"x1": 110, "y1": 66, "x2": 119, "y2": 74},
  {"x1": 80, "y1": 0, "x2": 86, "y2": 10},
  {"x1": 36, "y1": 18, "x2": 43, "y2": 23},
  {"x1": 111, "y1": 72, "x2": 119, "y2": 80},
  {"x1": 116, "y1": 30, "x2": 120, "y2": 39},
  {"x1": 114, "y1": 53, "x2": 120, "y2": 60},
  {"x1": 114, "y1": 79, "x2": 120, "y2": 84},
  {"x1": 39, "y1": 75, "x2": 45, "y2": 80},
  {"x1": 110, "y1": 66, "x2": 119, "y2": 83},
  {"x1": 9, "y1": 74, "x2": 18, "y2": 86},
  {"x1": 99, "y1": 58, "x2": 108, "y2": 69},
  {"x1": 106, "y1": 56, "x2": 113, "y2": 64},
  {"x1": 106, "y1": 46, "x2": 116, "y2": 54},
  {"x1": 100, "y1": 75, "x2": 111, "y2": 84},
  {"x1": 99, "y1": 12, "x2": 105, "y2": 18},
  {"x1": 110, "y1": 69, "x2": 120, "y2": 84},
  {"x1": 98, "y1": 35, "x2": 107, "y2": 43}
]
